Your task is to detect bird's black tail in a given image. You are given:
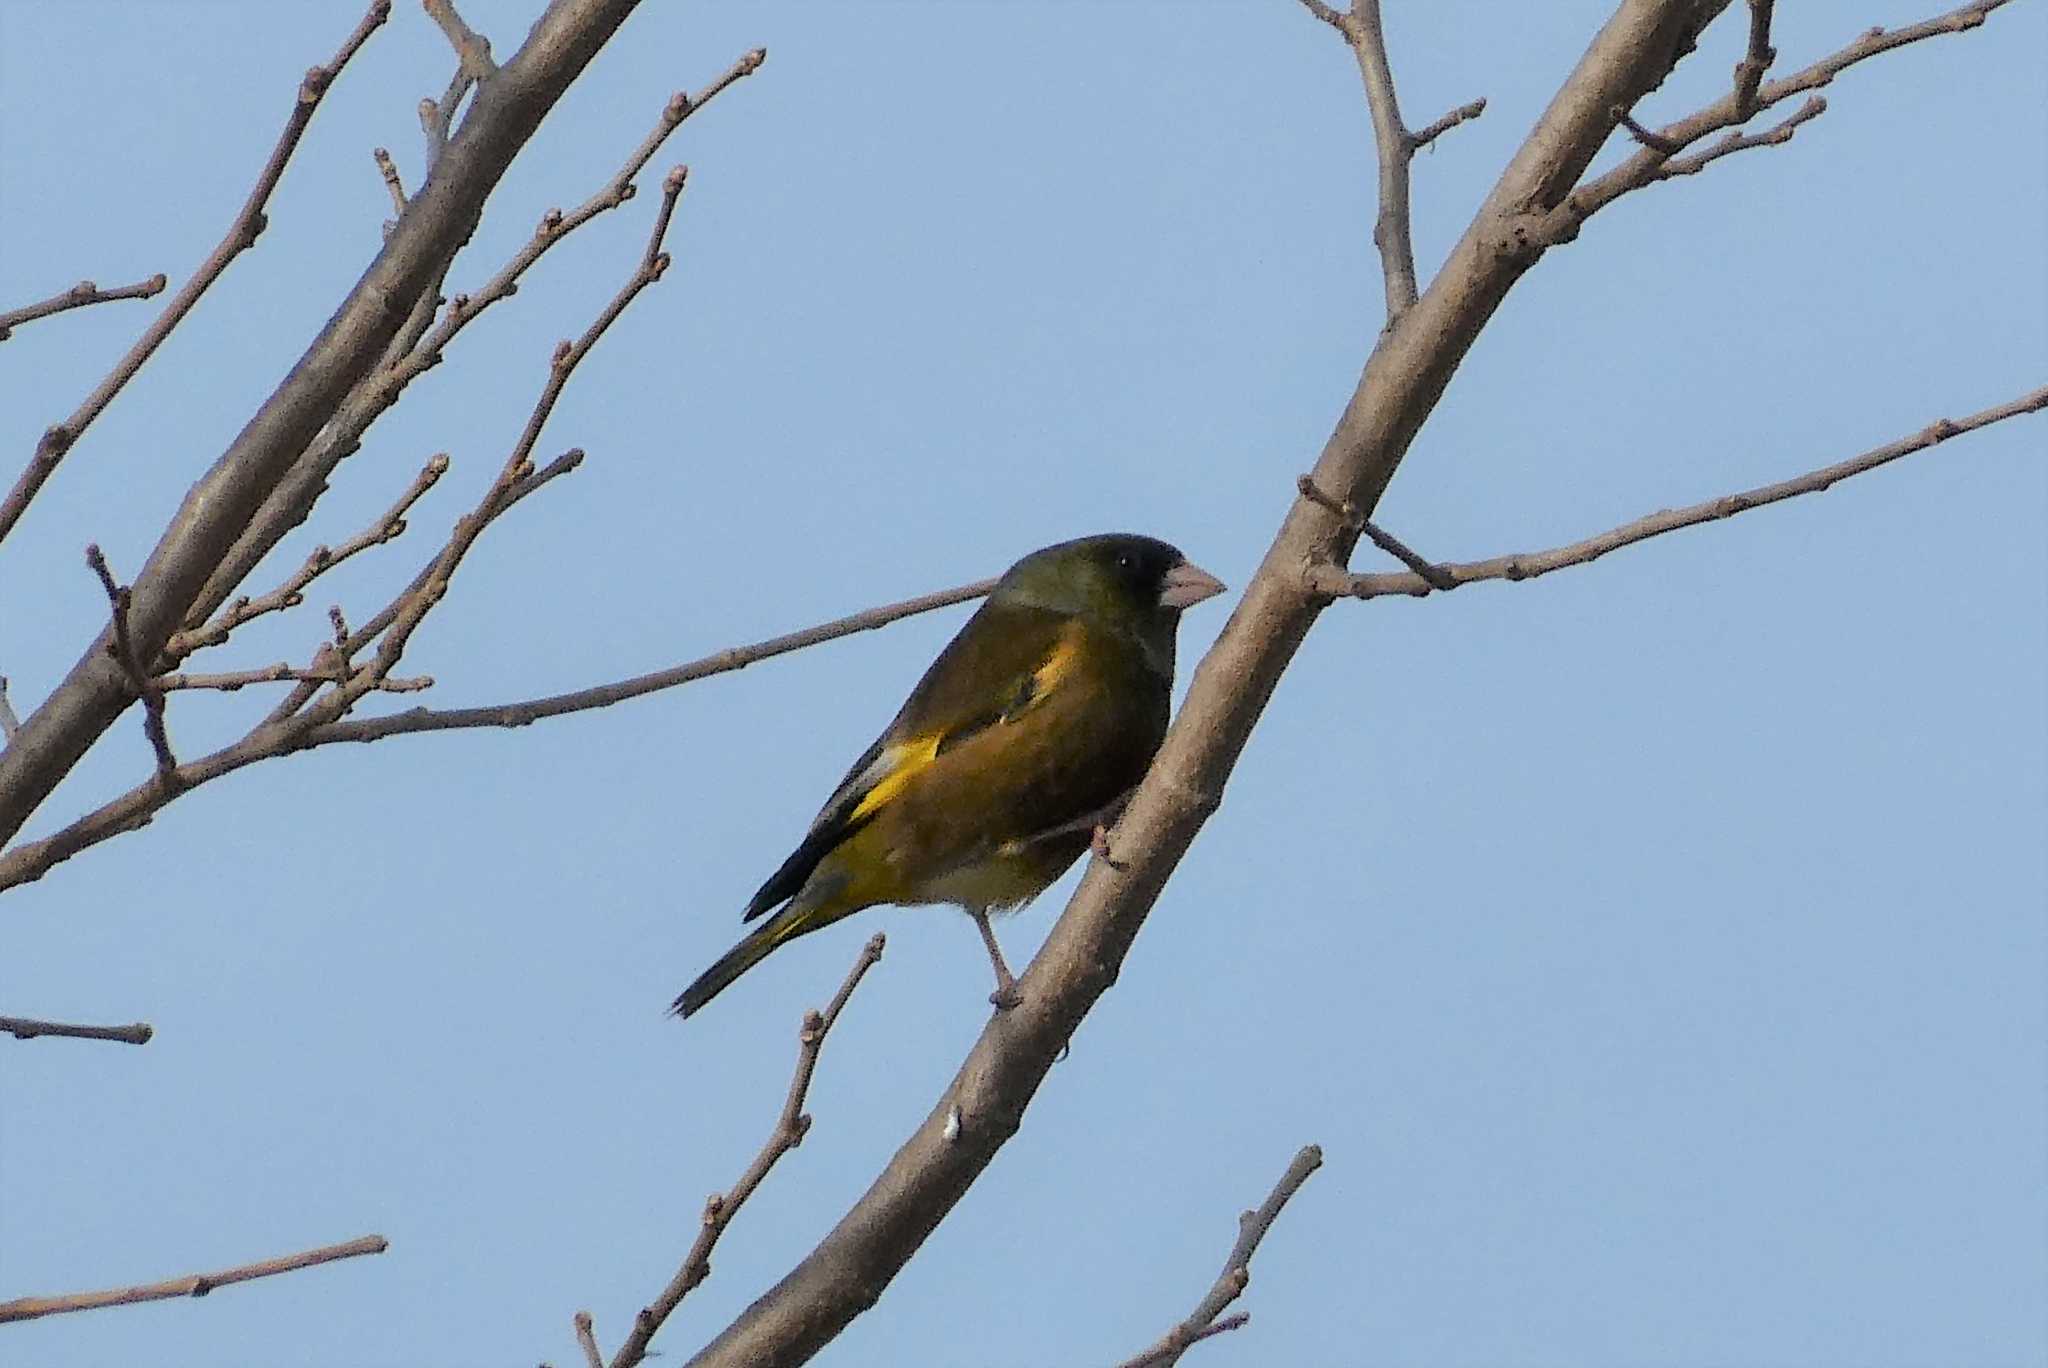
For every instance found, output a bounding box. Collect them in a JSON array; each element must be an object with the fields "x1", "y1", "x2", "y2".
[{"x1": 672, "y1": 875, "x2": 851, "y2": 1018}]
